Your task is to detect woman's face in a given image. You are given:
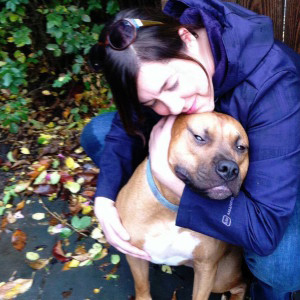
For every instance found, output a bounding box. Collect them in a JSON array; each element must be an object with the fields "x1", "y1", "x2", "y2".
[{"x1": 137, "y1": 59, "x2": 215, "y2": 116}]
